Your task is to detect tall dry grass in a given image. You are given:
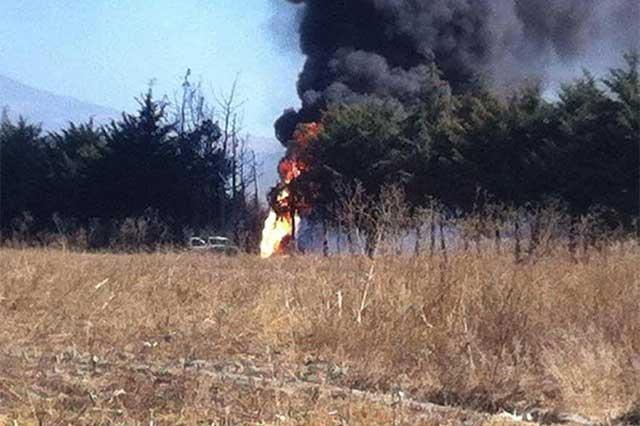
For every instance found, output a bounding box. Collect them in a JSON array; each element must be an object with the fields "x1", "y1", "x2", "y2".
[{"x1": 0, "y1": 245, "x2": 638, "y2": 424}]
